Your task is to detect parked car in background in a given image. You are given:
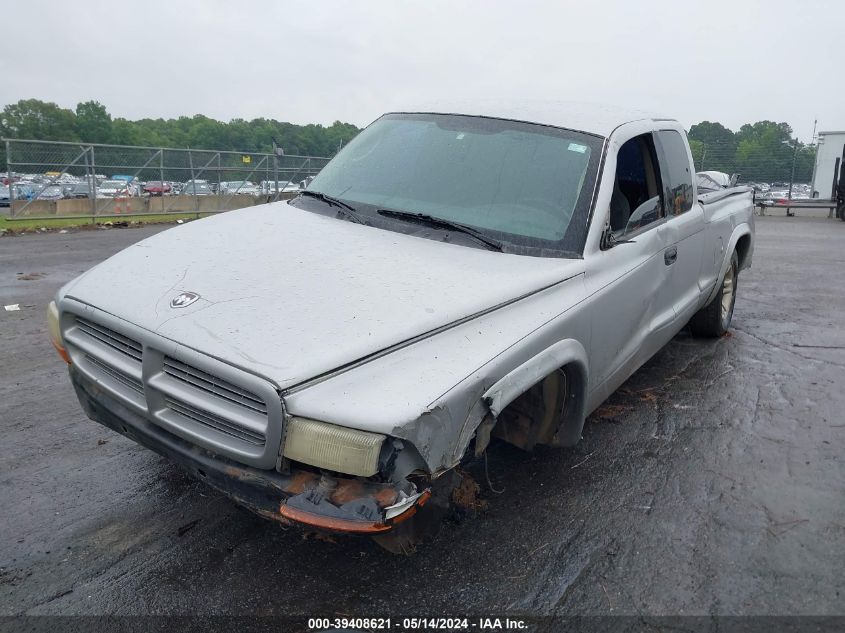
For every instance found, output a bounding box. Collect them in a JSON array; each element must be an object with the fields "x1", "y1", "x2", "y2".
[
  {"x1": 183, "y1": 179, "x2": 208, "y2": 192},
  {"x1": 182, "y1": 181, "x2": 214, "y2": 195},
  {"x1": 143, "y1": 181, "x2": 173, "y2": 196},
  {"x1": 259, "y1": 180, "x2": 301, "y2": 194},
  {"x1": 97, "y1": 180, "x2": 133, "y2": 198},
  {"x1": 221, "y1": 180, "x2": 260, "y2": 195},
  {"x1": 36, "y1": 185, "x2": 65, "y2": 201},
  {"x1": 11, "y1": 183, "x2": 36, "y2": 202},
  {"x1": 49, "y1": 104, "x2": 755, "y2": 553},
  {"x1": 64, "y1": 183, "x2": 93, "y2": 199}
]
